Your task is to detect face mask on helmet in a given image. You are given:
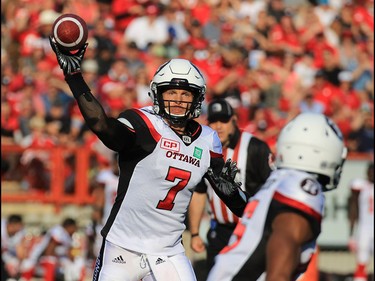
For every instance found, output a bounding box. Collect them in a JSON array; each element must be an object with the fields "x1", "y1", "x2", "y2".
[
  {"x1": 149, "y1": 59, "x2": 206, "y2": 125},
  {"x1": 275, "y1": 113, "x2": 348, "y2": 192}
]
